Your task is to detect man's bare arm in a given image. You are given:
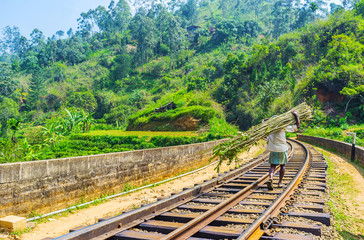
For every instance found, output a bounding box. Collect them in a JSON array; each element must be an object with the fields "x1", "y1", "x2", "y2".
[{"x1": 292, "y1": 111, "x2": 301, "y2": 129}]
